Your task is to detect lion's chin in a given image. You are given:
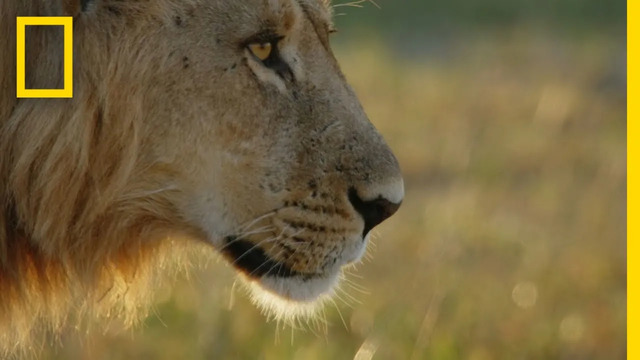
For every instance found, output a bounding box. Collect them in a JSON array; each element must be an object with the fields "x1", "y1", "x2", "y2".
[
  {"x1": 218, "y1": 235, "x2": 360, "y2": 320},
  {"x1": 242, "y1": 272, "x2": 339, "y2": 321}
]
